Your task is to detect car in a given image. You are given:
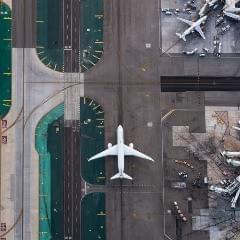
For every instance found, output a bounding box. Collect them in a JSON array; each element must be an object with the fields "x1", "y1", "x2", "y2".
[
  {"x1": 178, "y1": 171, "x2": 188, "y2": 179},
  {"x1": 216, "y1": 16, "x2": 224, "y2": 26},
  {"x1": 165, "y1": 11, "x2": 172, "y2": 15},
  {"x1": 161, "y1": 8, "x2": 170, "y2": 12},
  {"x1": 202, "y1": 48, "x2": 209, "y2": 53},
  {"x1": 183, "y1": 48, "x2": 198, "y2": 55},
  {"x1": 199, "y1": 53, "x2": 206, "y2": 57},
  {"x1": 213, "y1": 36, "x2": 220, "y2": 46},
  {"x1": 213, "y1": 36, "x2": 220, "y2": 56},
  {"x1": 217, "y1": 42, "x2": 222, "y2": 57},
  {"x1": 220, "y1": 24, "x2": 230, "y2": 35}
]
